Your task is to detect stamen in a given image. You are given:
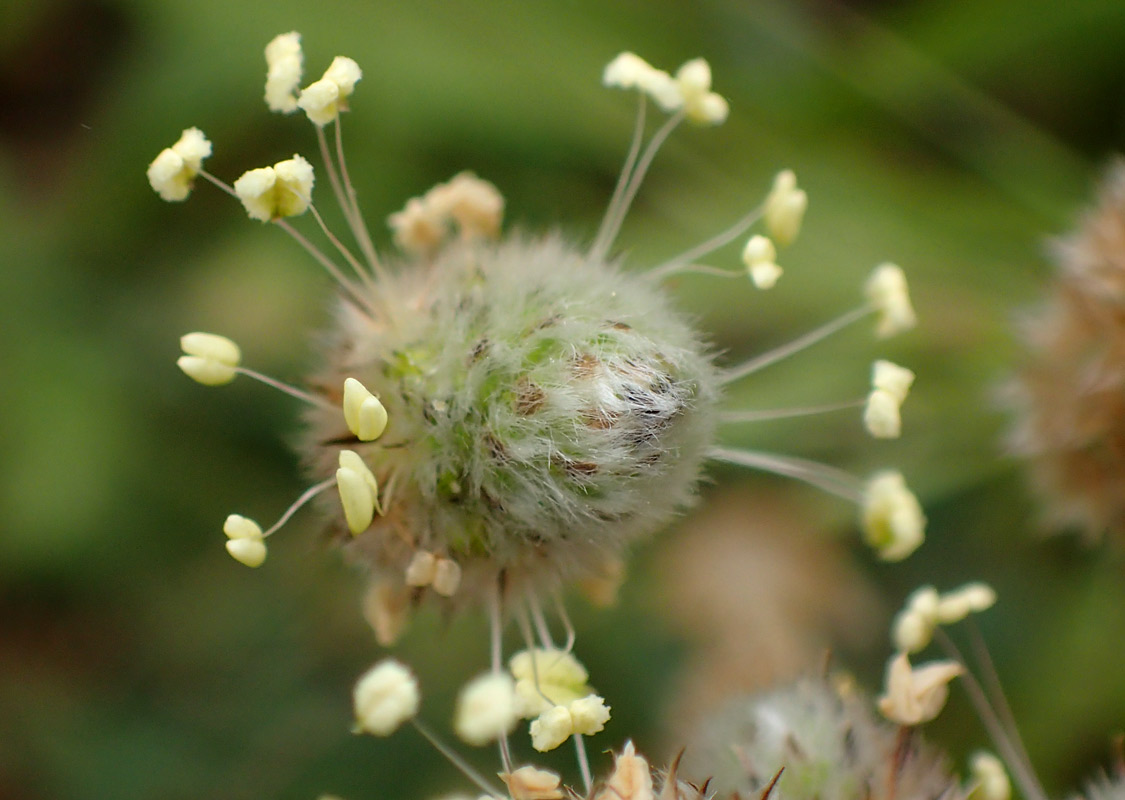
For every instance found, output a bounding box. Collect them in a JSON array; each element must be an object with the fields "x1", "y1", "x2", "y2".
[
  {"x1": 721, "y1": 304, "x2": 871, "y2": 385},
  {"x1": 720, "y1": 399, "x2": 865, "y2": 424},
  {"x1": 648, "y1": 204, "x2": 765, "y2": 282},
  {"x1": 201, "y1": 168, "x2": 373, "y2": 310},
  {"x1": 592, "y1": 108, "x2": 685, "y2": 260},
  {"x1": 515, "y1": 604, "x2": 557, "y2": 711},
  {"x1": 527, "y1": 592, "x2": 555, "y2": 649},
  {"x1": 707, "y1": 446, "x2": 865, "y2": 503},
  {"x1": 334, "y1": 119, "x2": 386, "y2": 279},
  {"x1": 307, "y1": 202, "x2": 377, "y2": 292},
  {"x1": 262, "y1": 476, "x2": 337, "y2": 537},
  {"x1": 933, "y1": 629, "x2": 1048, "y2": 800},
  {"x1": 967, "y1": 621, "x2": 1039, "y2": 794},
  {"x1": 590, "y1": 93, "x2": 647, "y2": 262},
  {"x1": 551, "y1": 592, "x2": 576, "y2": 655},
  {"x1": 488, "y1": 582, "x2": 514, "y2": 776},
  {"x1": 651, "y1": 262, "x2": 743, "y2": 280},
  {"x1": 411, "y1": 720, "x2": 505, "y2": 799},
  {"x1": 233, "y1": 366, "x2": 335, "y2": 409},
  {"x1": 273, "y1": 218, "x2": 379, "y2": 316},
  {"x1": 574, "y1": 732, "x2": 593, "y2": 794}
]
